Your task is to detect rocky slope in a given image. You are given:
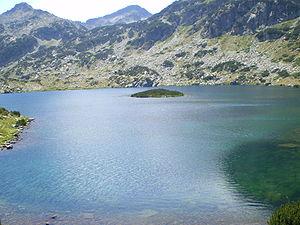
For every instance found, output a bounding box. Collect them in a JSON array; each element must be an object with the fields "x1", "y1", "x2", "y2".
[
  {"x1": 84, "y1": 5, "x2": 152, "y2": 29},
  {"x1": 0, "y1": 0, "x2": 299, "y2": 93}
]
